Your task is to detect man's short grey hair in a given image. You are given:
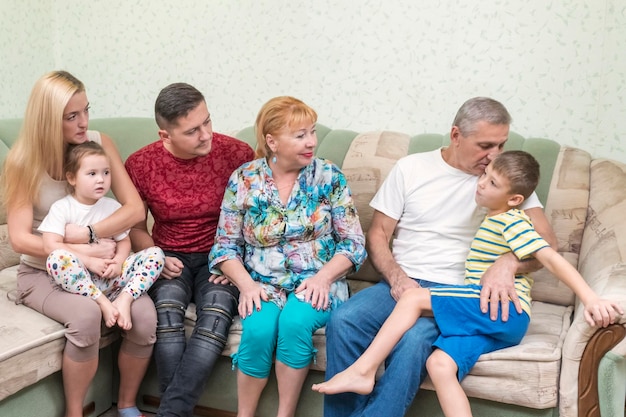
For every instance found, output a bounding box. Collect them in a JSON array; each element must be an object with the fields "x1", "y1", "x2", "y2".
[{"x1": 452, "y1": 97, "x2": 512, "y2": 136}]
